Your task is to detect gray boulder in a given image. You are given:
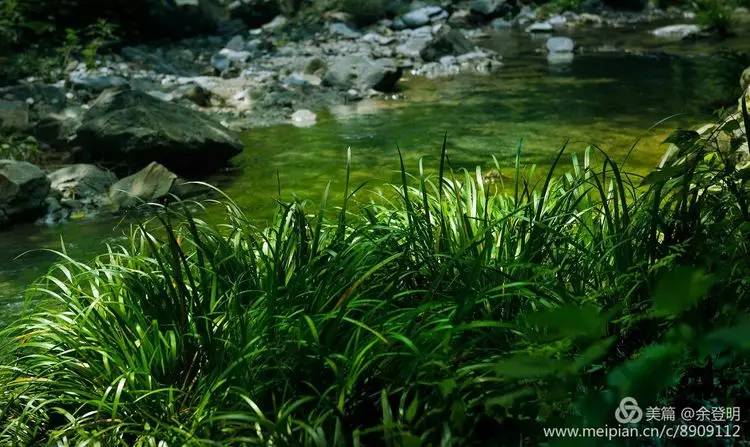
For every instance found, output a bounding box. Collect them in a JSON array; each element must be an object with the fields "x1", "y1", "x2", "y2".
[
  {"x1": 34, "y1": 107, "x2": 84, "y2": 148},
  {"x1": 420, "y1": 26, "x2": 475, "y2": 62},
  {"x1": 109, "y1": 161, "x2": 201, "y2": 210},
  {"x1": 49, "y1": 164, "x2": 117, "y2": 200},
  {"x1": 323, "y1": 55, "x2": 402, "y2": 92},
  {"x1": 396, "y1": 30, "x2": 433, "y2": 58},
  {"x1": 74, "y1": 89, "x2": 243, "y2": 173},
  {"x1": 0, "y1": 160, "x2": 50, "y2": 224},
  {"x1": 395, "y1": 6, "x2": 445, "y2": 29},
  {"x1": 109, "y1": 162, "x2": 177, "y2": 210}
]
